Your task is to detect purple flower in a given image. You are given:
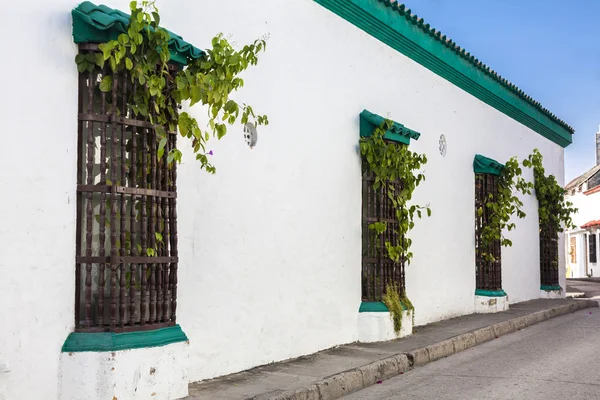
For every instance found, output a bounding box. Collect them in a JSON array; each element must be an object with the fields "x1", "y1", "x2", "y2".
[{"x1": 208, "y1": 150, "x2": 213, "y2": 156}]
